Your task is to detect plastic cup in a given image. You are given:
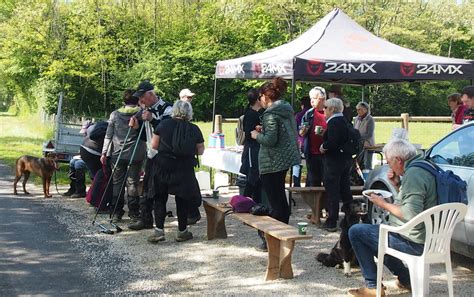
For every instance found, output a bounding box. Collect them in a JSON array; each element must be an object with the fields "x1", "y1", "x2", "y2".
[
  {"x1": 297, "y1": 222, "x2": 308, "y2": 235},
  {"x1": 314, "y1": 125, "x2": 323, "y2": 135},
  {"x1": 212, "y1": 190, "x2": 219, "y2": 199}
]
